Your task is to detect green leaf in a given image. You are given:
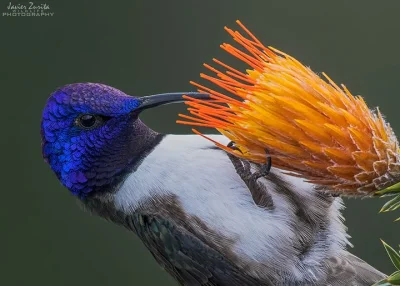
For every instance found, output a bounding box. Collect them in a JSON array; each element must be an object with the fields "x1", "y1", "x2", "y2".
[
  {"x1": 382, "y1": 240, "x2": 400, "y2": 270},
  {"x1": 375, "y1": 182, "x2": 400, "y2": 196},
  {"x1": 387, "y1": 270, "x2": 400, "y2": 285},
  {"x1": 380, "y1": 194, "x2": 400, "y2": 213},
  {"x1": 372, "y1": 279, "x2": 393, "y2": 286}
]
